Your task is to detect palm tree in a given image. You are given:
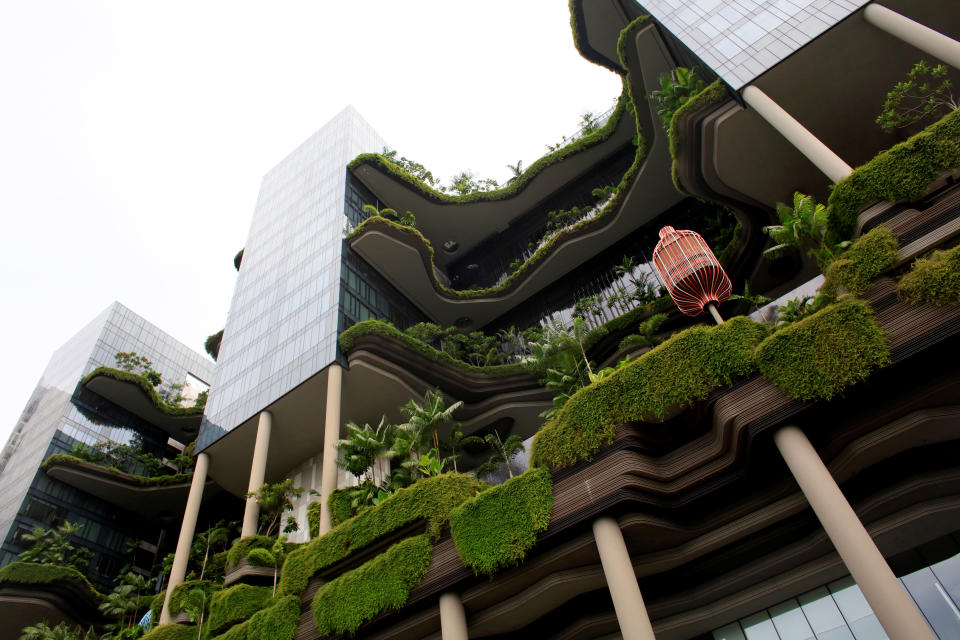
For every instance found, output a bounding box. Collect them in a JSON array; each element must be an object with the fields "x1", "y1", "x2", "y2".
[
  {"x1": 762, "y1": 192, "x2": 848, "y2": 266},
  {"x1": 506, "y1": 160, "x2": 523, "y2": 184},
  {"x1": 477, "y1": 431, "x2": 526, "y2": 478},
  {"x1": 335, "y1": 417, "x2": 393, "y2": 487},
  {"x1": 399, "y1": 389, "x2": 463, "y2": 457}
]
